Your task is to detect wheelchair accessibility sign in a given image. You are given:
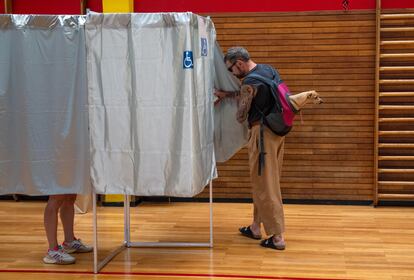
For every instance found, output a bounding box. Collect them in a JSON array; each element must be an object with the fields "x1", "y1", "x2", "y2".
[
  {"x1": 201, "y1": 38, "x2": 208, "y2": 56},
  {"x1": 183, "y1": 51, "x2": 193, "y2": 69}
]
